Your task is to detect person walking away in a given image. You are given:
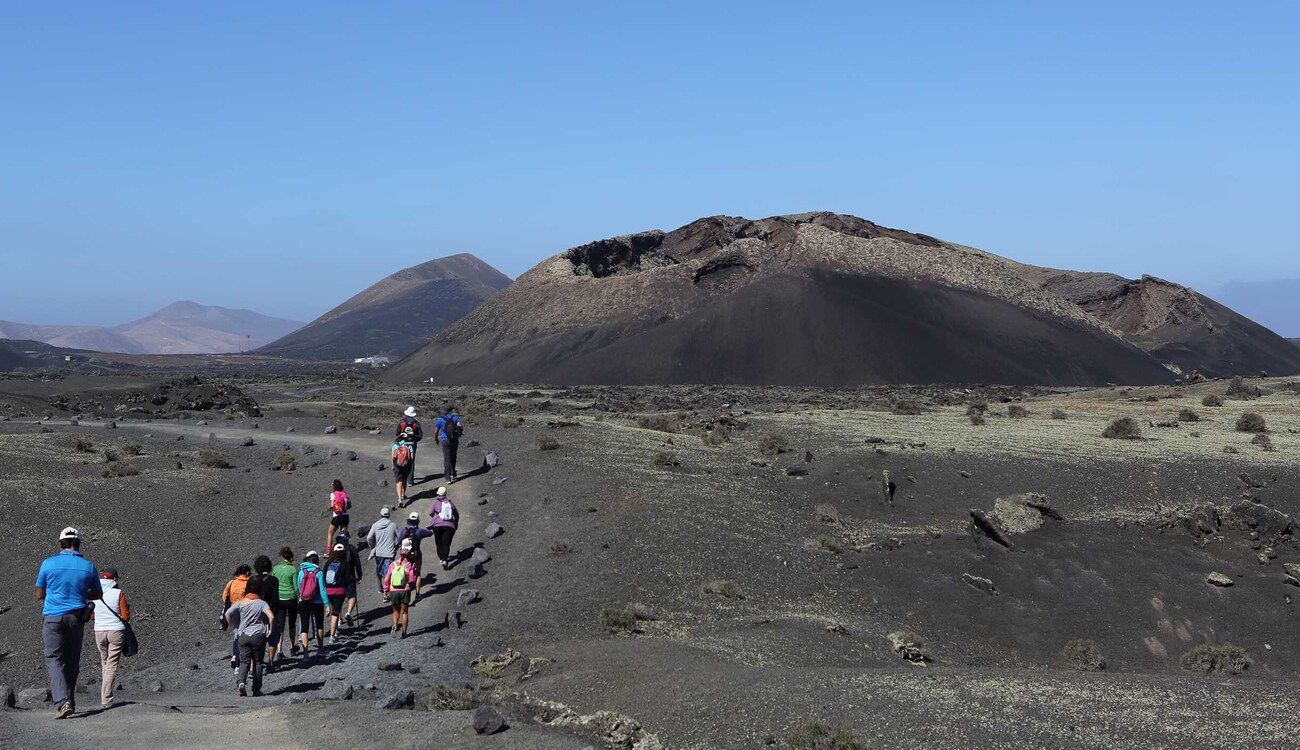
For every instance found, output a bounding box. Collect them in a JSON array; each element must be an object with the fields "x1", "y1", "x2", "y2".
[
  {"x1": 430, "y1": 486, "x2": 460, "y2": 569},
  {"x1": 391, "y1": 440, "x2": 415, "y2": 506},
  {"x1": 220, "y1": 564, "x2": 252, "y2": 669},
  {"x1": 383, "y1": 539, "x2": 418, "y2": 639},
  {"x1": 398, "y1": 512, "x2": 433, "y2": 604},
  {"x1": 90, "y1": 567, "x2": 129, "y2": 708},
  {"x1": 397, "y1": 406, "x2": 422, "y2": 483},
  {"x1": 251, "y1": 555, "x2": 281, "y2": 671},
  {"x1": 366, "y1": 507, "x2": 400, "y2": 595},
  {"x1": 224, "y1": 584, "x2": 273, "y2": 697},
  {"x1": 333, "y1": 531, "x2": 363, "y2": 626},
  {"x1": 326, "y1": 479, "x2": 351, "y2": 549},
  {"x1": 295, "y1": 551, "x2": 329, "y2": 656},
  {"x1": 434, "y1": 404, "x2": 463, "y2": 482},
  {"x1": 322, "y1": 544, "x2": 351, "y2": 643},
  {"x1": 35, "y1": 527, "x2": 102, "y2": 718},
  {"x1": 268, "y1": 548, "x2": 298, "y2": 666}
]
